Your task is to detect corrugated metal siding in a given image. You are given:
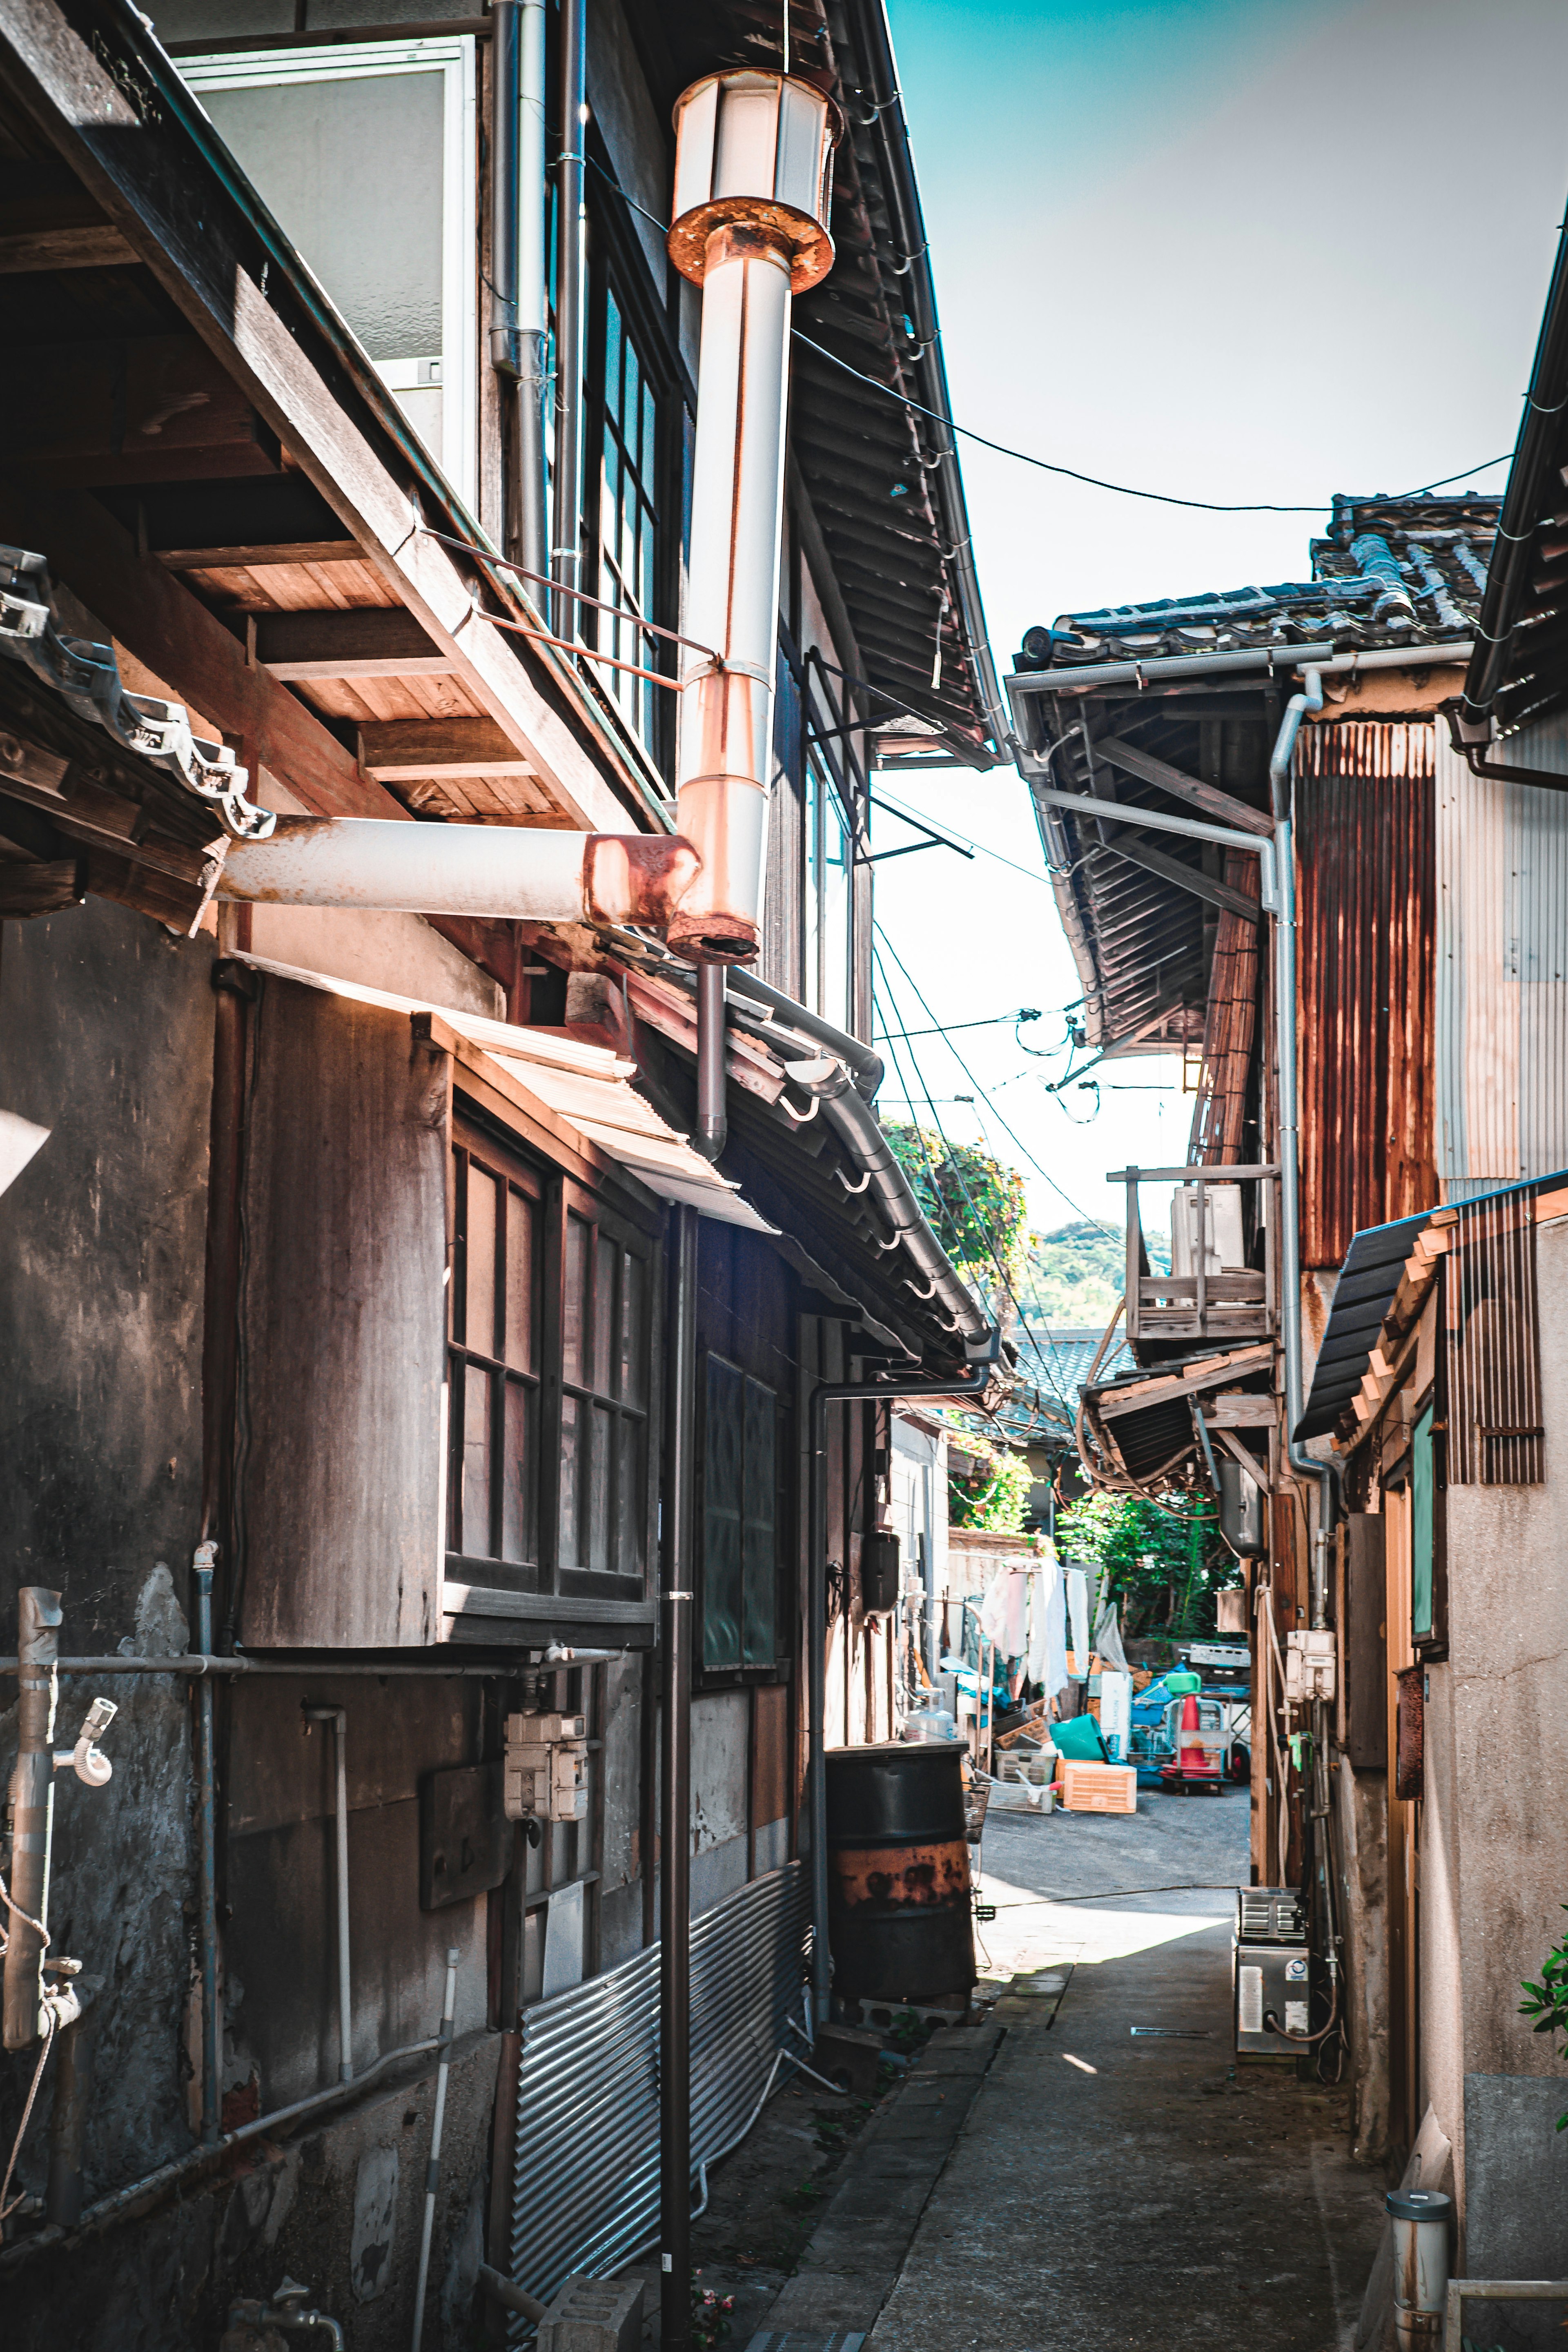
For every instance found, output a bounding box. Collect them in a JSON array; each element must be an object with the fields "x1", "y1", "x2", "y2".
[
  {"x1": 1445, "y1": 1191, "x2": 1544, "y2": 1484},
  {"x1": 1296, "y1": 723, "x2": 1438, "y2": 1267},
  {"x1": 508, "y1": 1863, "x2": 808, "y2": 2317},
  {"x1": 1434, "y1": 725, "x2": 1568, "y2": 1192}
]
